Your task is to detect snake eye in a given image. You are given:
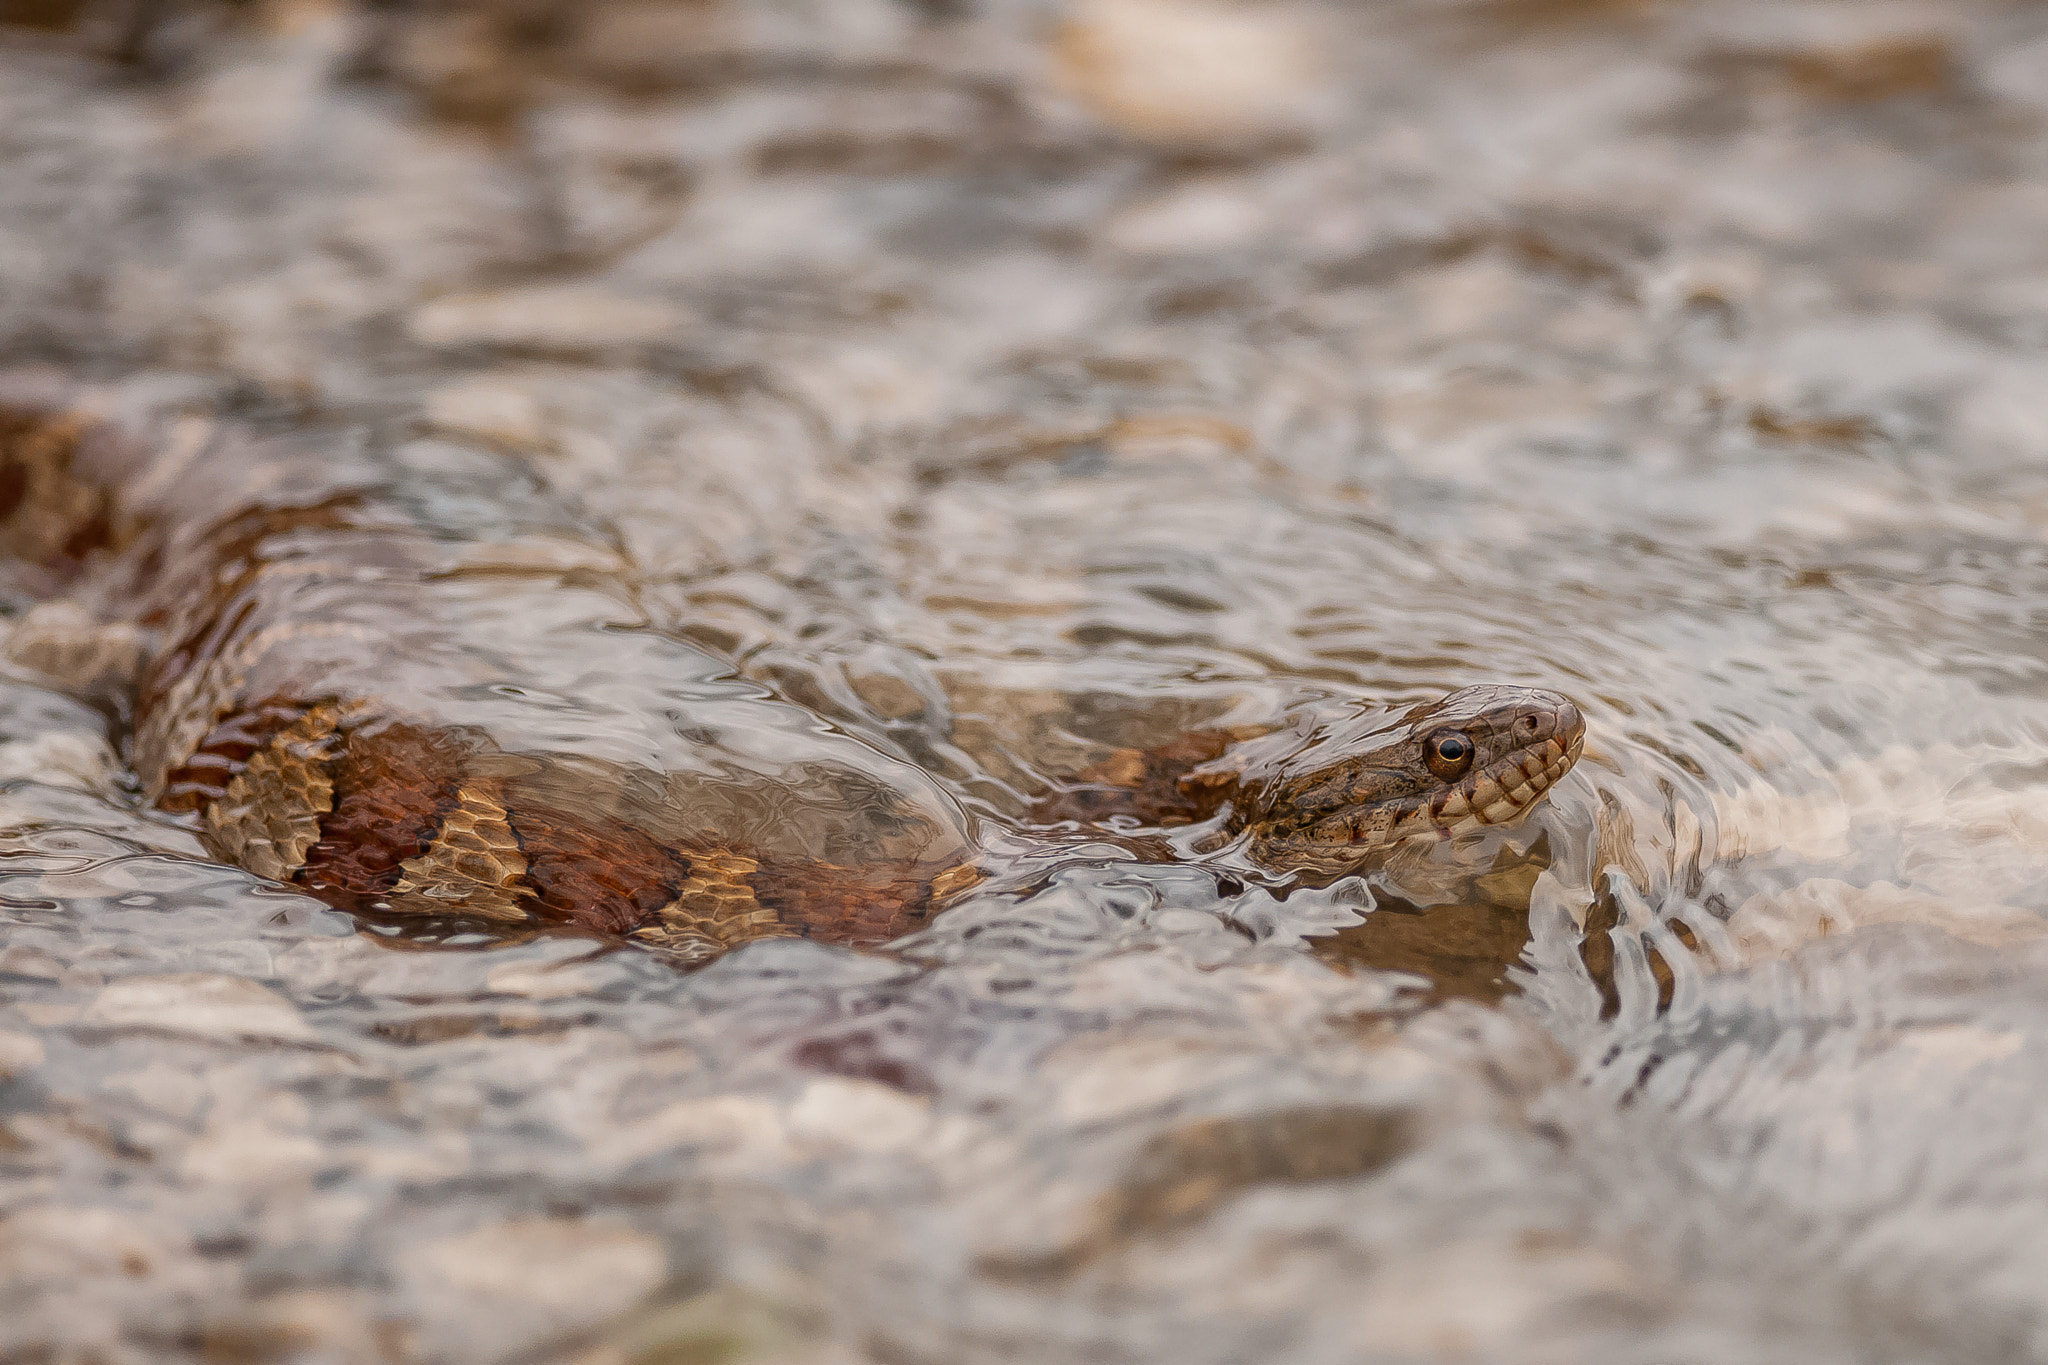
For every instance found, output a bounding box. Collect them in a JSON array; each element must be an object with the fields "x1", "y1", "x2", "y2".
[{"x1": 1424, "y1": 729, "x2": 1474, "y2": 780}]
